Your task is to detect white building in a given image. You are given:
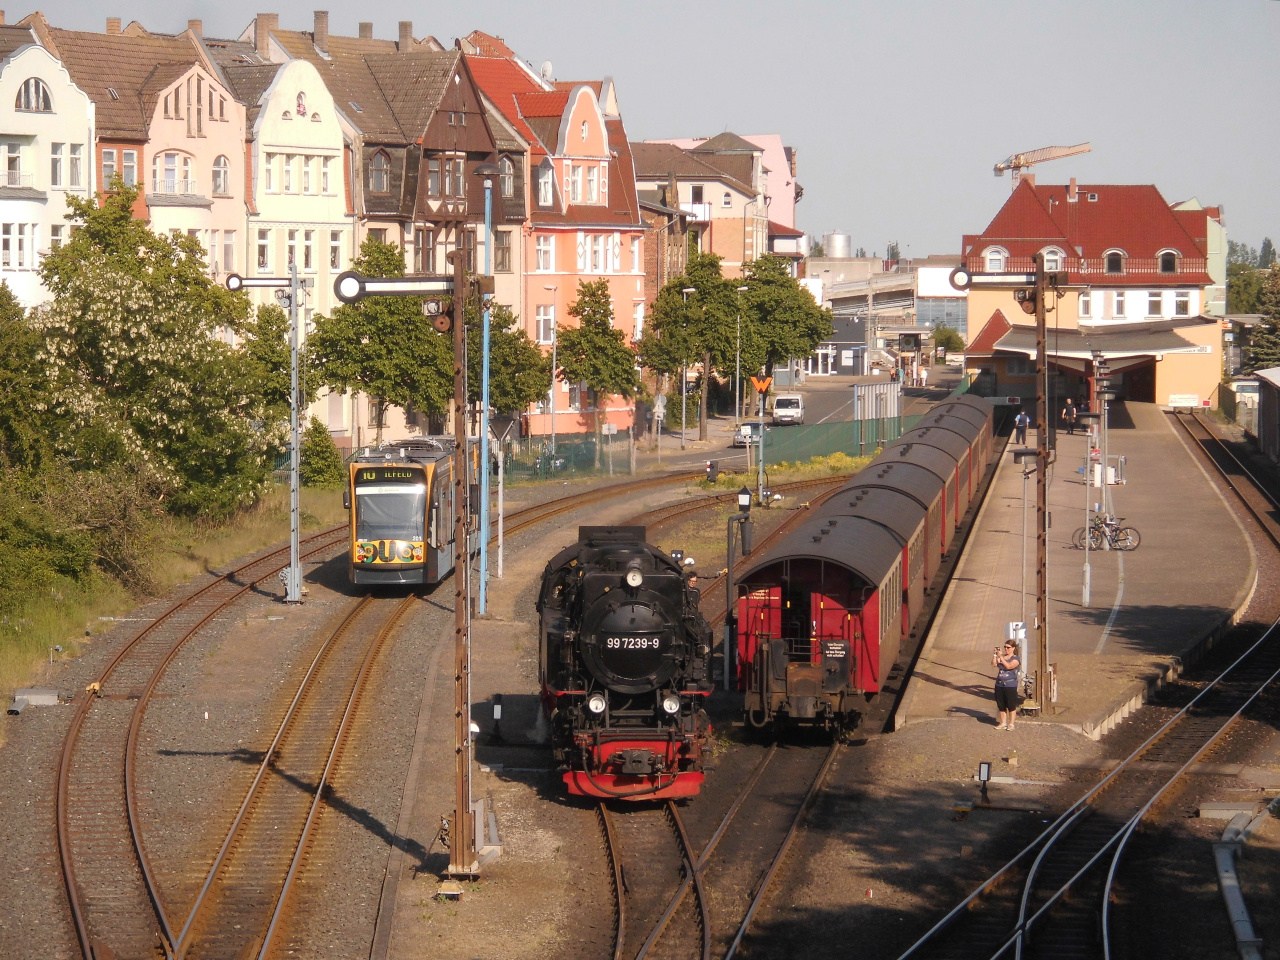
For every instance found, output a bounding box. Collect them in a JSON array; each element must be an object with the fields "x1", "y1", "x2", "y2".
[{"x1": 0, "y1": 33, "x2": 94, "y2": 306}]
